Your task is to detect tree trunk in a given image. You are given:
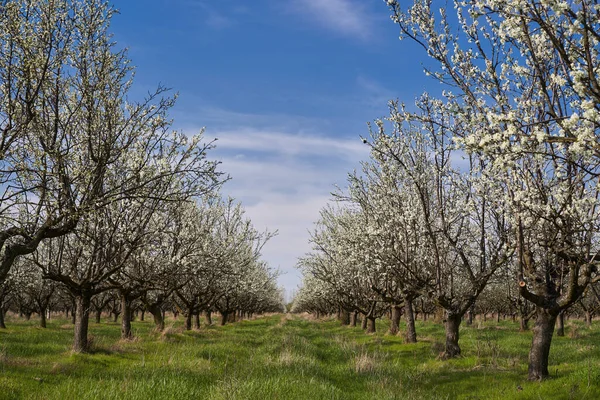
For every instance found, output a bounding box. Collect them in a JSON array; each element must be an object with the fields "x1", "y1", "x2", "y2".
[
  {"x1": 185, "y1": 309, "x2": 193, "y2": 330},
  {"x1": 140, "y1": 310, "x2": 145, "y2": 321},
  {"x1": 350, "y1": 311, "x2": 358, "y2": 327},
  {"x1": 361, "y1": 313, "x2": 368, "y2": 330},
  {"x1": 520, "y1": 315, "x2": 529, "y2": 332},
  {"x1": 39, "y1": 306, "x2": 47, "y2": 328},
  {"x1": 555, "y1": 311, "x2": 565, "y2": 337},
  {"x1": 528, "y1": 308, "x2": 558, "y2": 381},
  {"x1": 121, "y1": 294, "x2": 133, "y2": 340},
  {"x1": 95, "y1": 309, "x2": 102, "y2": 323},
  {"x1": 389, "y1": 305, "x2": 401, "y2": 335},
  {"x1": 366, "y1": 317, "x2": 376, "y2": 333},
  {"x1": 73, "y1": 293, "x2": 91, "y2": 352},
  {"x1": 339, "y1": 309, "x2": 350, "y2": 326},
  {"x1": 0, "y1": 307, "x2": 5, "y2": 329},
  {"x1": 404, "y1": 300, "x2": 417, "y2": 343},
  {"x1": 585, "y1": 310, "x2": 592, "y2": 328},
  {"x1": 443, "y1": 313, "x2": 462, "y2": 358},
  {"x1": 205, "y1": 310, "x2": 212, "y2": 326},
  {"x1": 193, "y1": 312, "x2": 200, "y2": 329},
  {"x1": 149, "y1": 304, "x2": 164, "y2": 331},
  {"x1": 466, "y1": 305, "x2": 474, "y2": 326},
  {"x1": 220, "y1": 312, "x2": 228, "y2": 326}
]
